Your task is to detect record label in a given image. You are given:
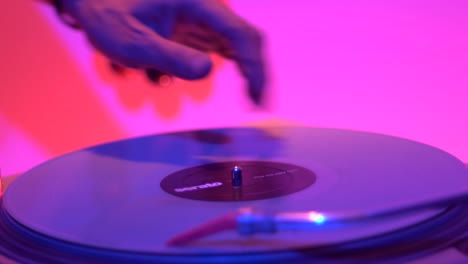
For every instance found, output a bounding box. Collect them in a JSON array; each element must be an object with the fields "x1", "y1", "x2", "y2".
[{"x1": 160, "y1": 161, "x2": 316, "y2": 201}]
